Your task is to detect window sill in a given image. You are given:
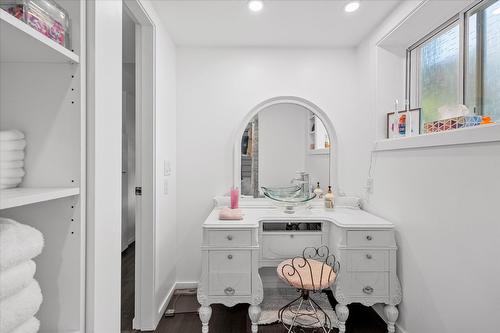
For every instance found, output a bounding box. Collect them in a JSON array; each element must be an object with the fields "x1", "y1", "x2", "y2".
[{"x1": 374, "y1": 123, "x2": 500, "y2": 151}]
